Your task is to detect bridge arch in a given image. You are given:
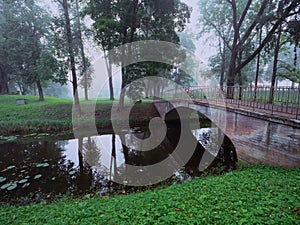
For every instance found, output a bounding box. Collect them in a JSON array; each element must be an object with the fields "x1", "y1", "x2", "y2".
[
  {"x1": 163, "y1": 105, "x2": 238, "y2": 173},
  {"x1": 154, "y1": 100, "x2": 227, "y2": 134}
]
